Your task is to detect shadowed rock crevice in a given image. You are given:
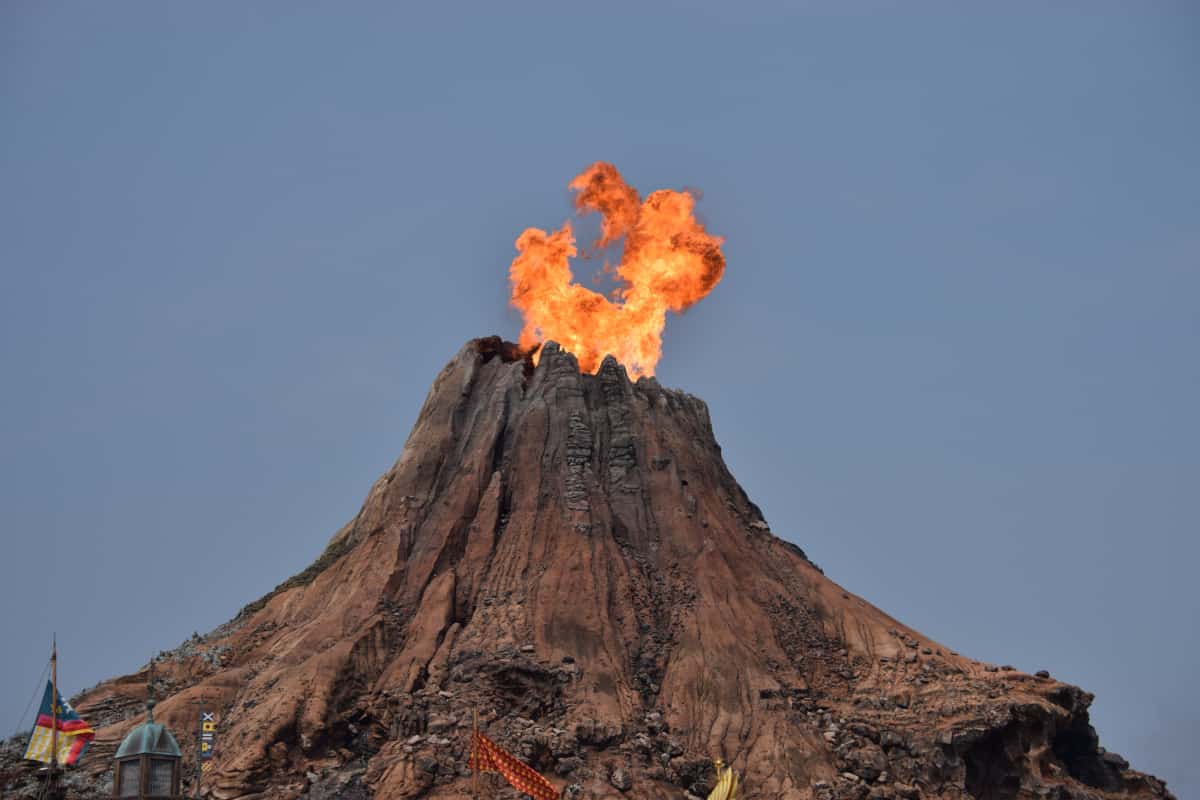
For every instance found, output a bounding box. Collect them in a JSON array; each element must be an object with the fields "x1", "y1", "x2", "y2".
[
  {"x1": 1052, "y1": 711, "x2": 1125, "y2": 792},
  {"x1": 963, "y1": 724, "x2": 1022, "y2": 800}
]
